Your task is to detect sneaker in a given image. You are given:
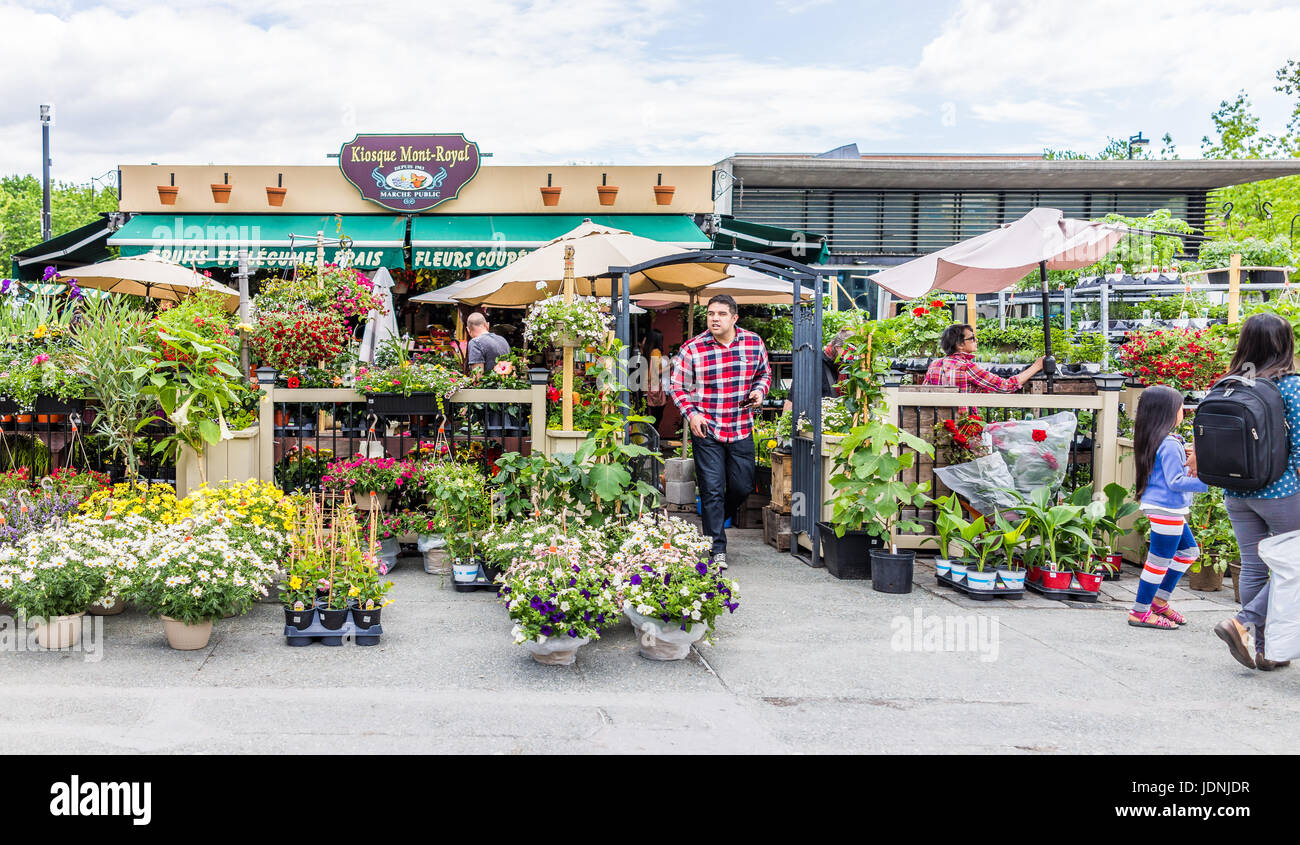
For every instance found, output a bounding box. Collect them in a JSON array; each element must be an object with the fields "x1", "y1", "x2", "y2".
[{"x1": 714, "y1": 553, "x2": 728, "y2": 570}]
